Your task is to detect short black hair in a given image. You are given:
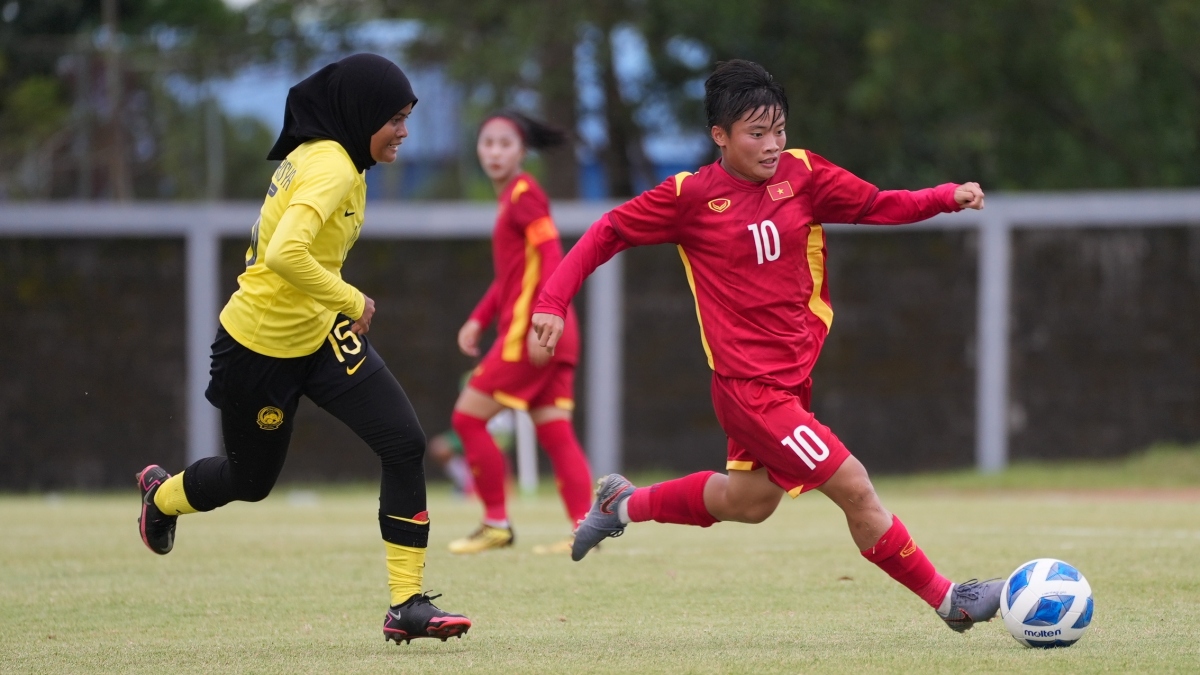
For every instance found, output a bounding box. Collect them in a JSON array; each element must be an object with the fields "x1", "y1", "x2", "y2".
[
  {"x1": 704, "y1": 60, "x2": 788, "y2": 132},
  {"x1": 479, "y1": 109, "x2": 569, "y2": 151}
]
